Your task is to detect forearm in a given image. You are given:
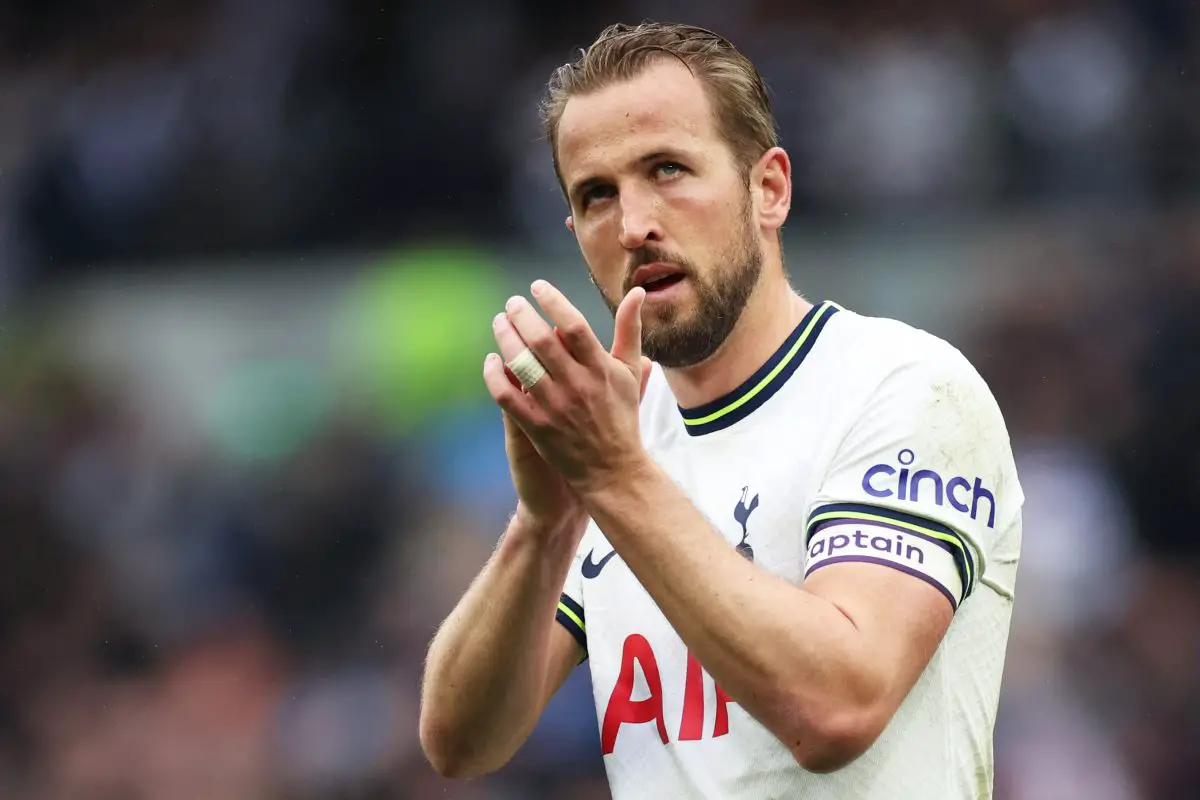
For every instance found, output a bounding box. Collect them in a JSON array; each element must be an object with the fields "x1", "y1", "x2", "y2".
[
  {"x1": 581, "y1": 459, "x2": 879, "y2": 756},
  {"x1": 420, "y1": 508, "x2": 584, "y2": 776}
]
